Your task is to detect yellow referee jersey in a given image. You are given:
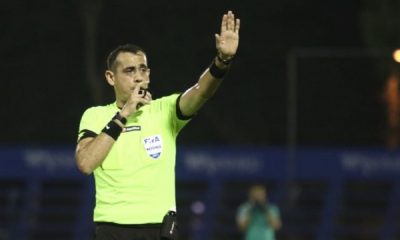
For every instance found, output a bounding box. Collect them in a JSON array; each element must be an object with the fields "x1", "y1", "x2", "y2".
[{"x1": 78, "y1": 94, "x2": 190, "y2": 224}]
